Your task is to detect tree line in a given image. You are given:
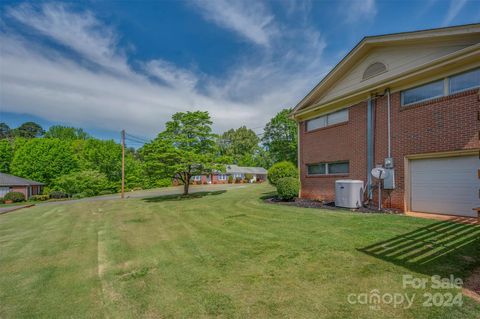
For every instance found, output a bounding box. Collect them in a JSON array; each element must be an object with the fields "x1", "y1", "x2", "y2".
[{"x1": 0, "y1": 108, "x2": 297, "y2": 196}]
